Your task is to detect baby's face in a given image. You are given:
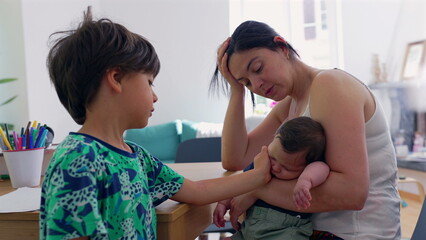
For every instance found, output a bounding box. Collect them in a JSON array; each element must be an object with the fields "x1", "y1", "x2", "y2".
[{"x1": 267, "y1": 136, "x2": 306, "y2": 180}]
